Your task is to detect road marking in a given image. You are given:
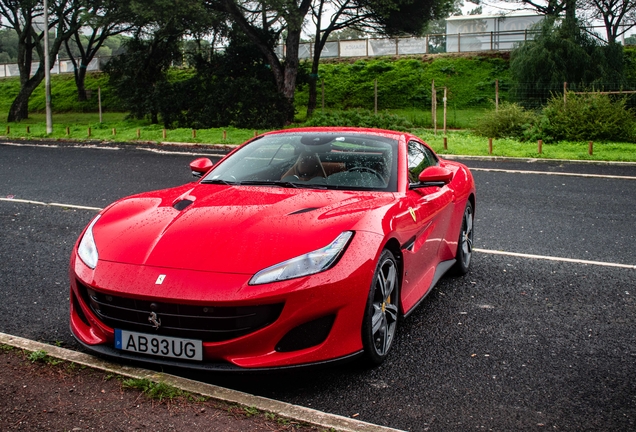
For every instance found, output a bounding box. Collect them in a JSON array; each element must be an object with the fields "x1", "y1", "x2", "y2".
[
  {"x1": 470, "y1": 167, "x2": 636, "y2": 180},
  {"x1": 2, "y1": 197, "x2": 634, "y2": 270},
  {"x1": 0, "y1": 197, "x2": 102, "y2": 211},
  {"x1": 475, "y1": 248, "x2": 636, "y2": 270},
  {"x1": 137, "y1": 147, "x2": 226, "y2": 157},
  {"x1": 1, "y1": 141, "x2": 59, "y2": 148}
]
